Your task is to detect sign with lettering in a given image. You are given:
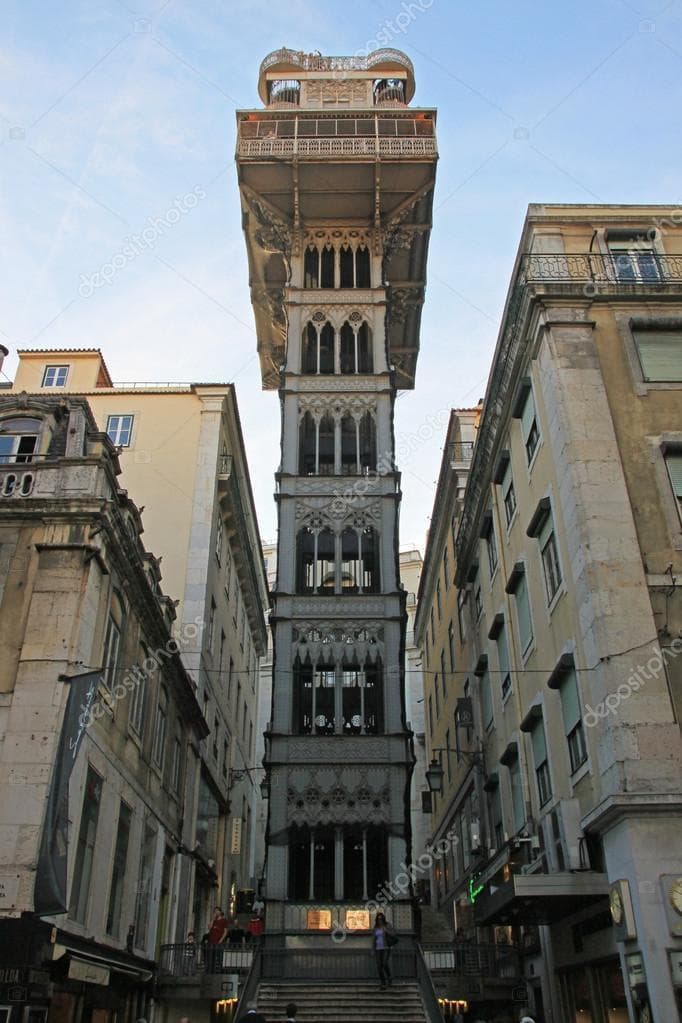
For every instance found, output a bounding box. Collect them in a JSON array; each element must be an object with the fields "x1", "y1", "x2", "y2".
[
  {"x1": 67, "y1": 960, "x2": 110, "y2": 986},
  {"x1": 0, "y1": 876, "x2": 20, "y2": 909},
  {"x1": 344, "y1": 910, "x2": 370, "y2": 931},
  {"x1": 306, "y1": 909, "x2": 331, "y2": 930},
  {"x1": 230, "y1": 817, "x2": 242, "y2": 855}
]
